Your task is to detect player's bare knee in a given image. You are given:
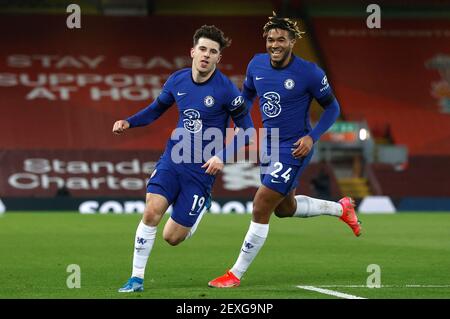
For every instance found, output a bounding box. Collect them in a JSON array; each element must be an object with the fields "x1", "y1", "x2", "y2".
[
  {"x1": 251, "y1": 207, "x2": 271, "y2": 224},
  {"x1": 274, "y1": 196, "x2": 296, "y2": 218},
  {"x1": 142, "y1": 207, "x2": 162, "y2": 226},
  {"x1": 274, "y1": 204, "x2": 295, "y2": 218},
  {"x1": 251, "y1": 206, "x2": 263, "y2": 218},
  {"x1": 163, "y1": 233, "x2": 183, "y2": 246},
  {"x1": 274, "y1": 209, "x2": 290, "y2": 218}
]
